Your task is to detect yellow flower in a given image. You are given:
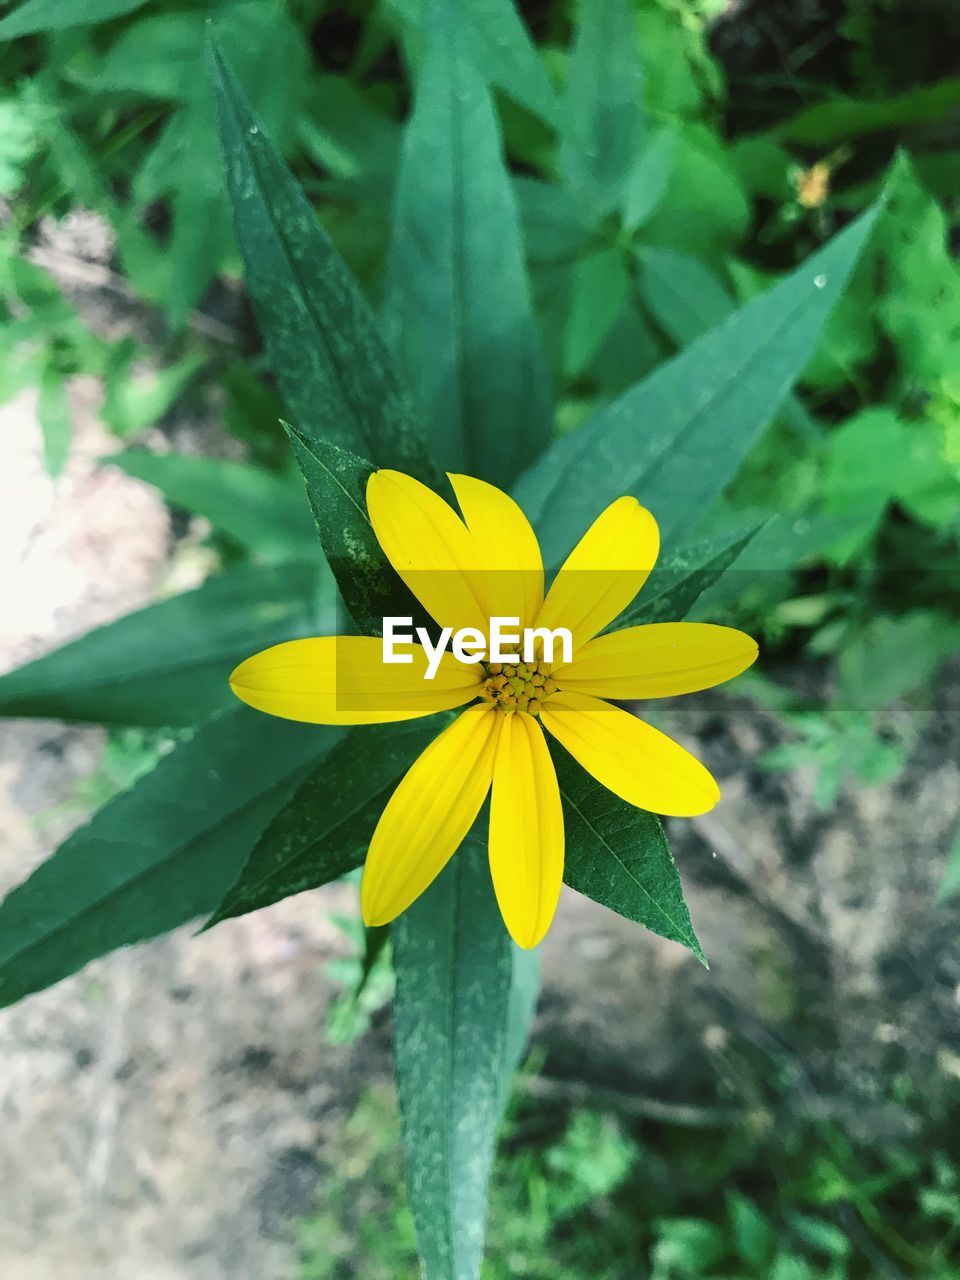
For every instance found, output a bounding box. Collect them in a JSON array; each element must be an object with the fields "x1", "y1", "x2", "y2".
[{"x1": 230, "y1": 471, "x2": 758, "y2": 948}]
